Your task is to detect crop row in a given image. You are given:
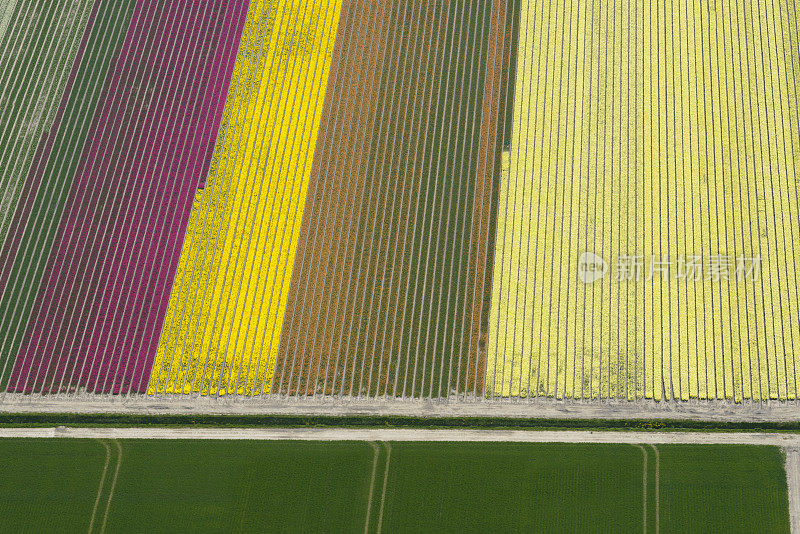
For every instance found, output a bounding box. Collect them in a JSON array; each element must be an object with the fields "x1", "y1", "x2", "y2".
[{"x1": 270, "y1": 0, "x2": 499, "y2": 399}]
